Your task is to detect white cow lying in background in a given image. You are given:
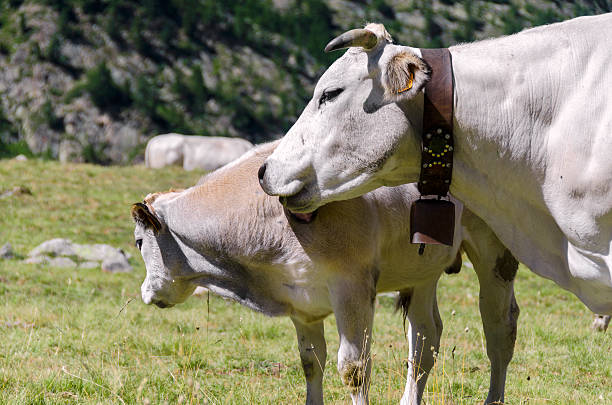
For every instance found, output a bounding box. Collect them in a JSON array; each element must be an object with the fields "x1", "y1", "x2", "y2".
[
  {"x1": 132, "y1": 142, "x2": 519, "y2": 405},
  {"x1": 144, "y1": 133, "x2": 253, "y2": 171}
]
